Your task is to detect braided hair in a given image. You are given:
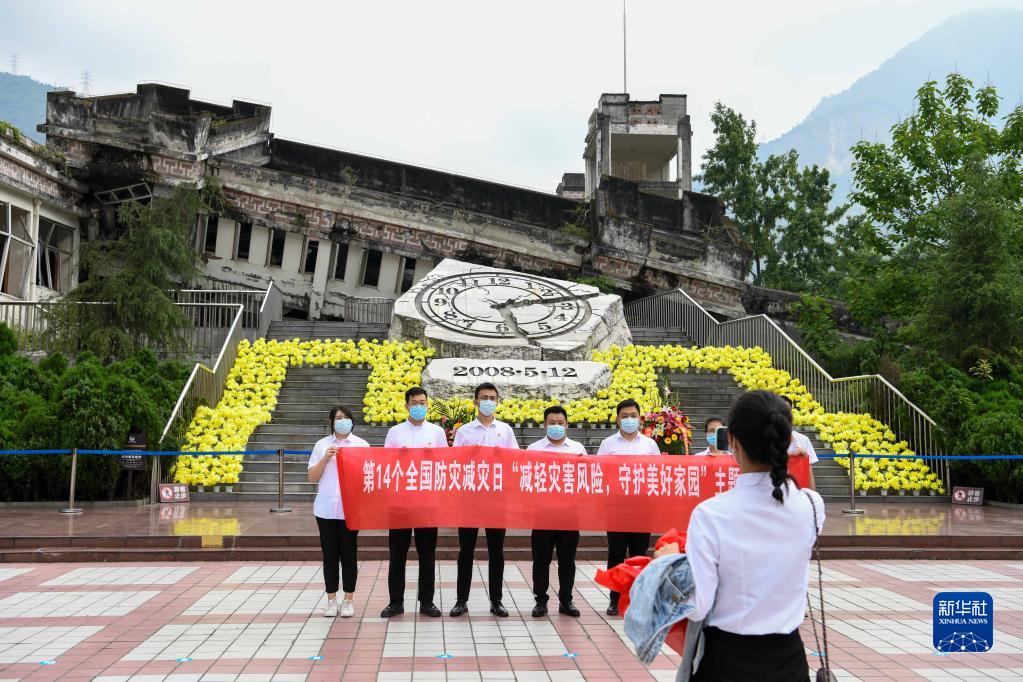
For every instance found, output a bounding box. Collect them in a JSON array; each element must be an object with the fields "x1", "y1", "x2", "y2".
[{"x1": 726, "y1": 390, "x2": 795, "y2": 503}]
